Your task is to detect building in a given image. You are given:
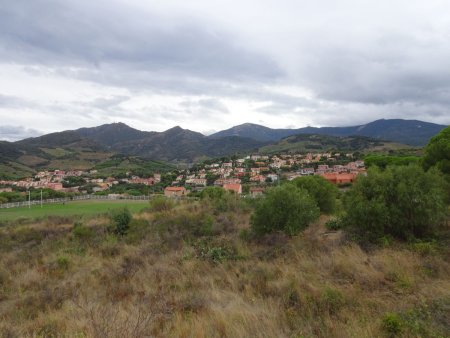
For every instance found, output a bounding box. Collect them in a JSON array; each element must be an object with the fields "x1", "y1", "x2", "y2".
[
  {"x1": 164, "y1": 186, "x2": 187, "y2": 197},
  {"x1": 250, "y1": 187, "x2": 265, "y2": 197},
  {"x1": 185, "y1": 178, "x2": 207, "y2": 186},
  {"x1": 223, "y1": 183, "x2": 242, "y2": 195},
  {"x1": 320, "y1": 173, "x2": 358, "y2": 184}
]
